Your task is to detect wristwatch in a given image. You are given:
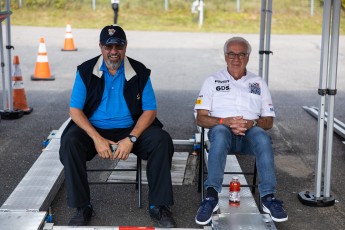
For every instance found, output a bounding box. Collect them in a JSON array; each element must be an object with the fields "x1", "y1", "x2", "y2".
[
  {"x1": 252, "y1": 120, "x2": 257, "y2": 127},
  {"x1": 128, "y1": 134, "x2": 137, "y2": 143}
]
